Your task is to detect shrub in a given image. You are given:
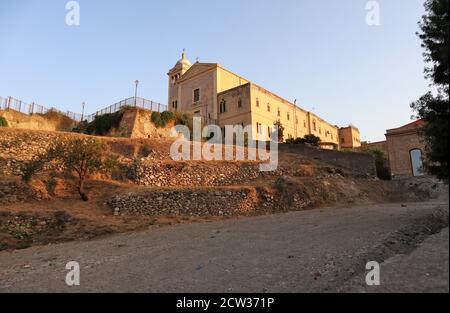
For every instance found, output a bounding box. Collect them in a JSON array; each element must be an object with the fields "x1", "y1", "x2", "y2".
[
  {"x1": 21, "y1": 159, "x2": 45, "y2": 182},
  {"x1": 151, "y1": 111, "x2": 179, "y2": 128},
  {"x1": 38, "y1": 109, "x2": 67, "y2": 120},
  {"x1": 72, "y1": 121, "x2": 88, "y2": 133},
  {"x1": 367, "y1": 149, "x2": 392, "y2": 180},
  {"x1": 174, "y1": 112, "x2": 194, "y2": 140},
  {"x1": 151, "y1": 112, "x2": 165, "y2": 128},
  {"x1": 0, "y1": 116, "x2": 8, "y2": 127},
  {"x1": 150, "y1": 111, "x2": 194, "y2": 139},
  {"x1": 174, "y1": 112, "x2": 193, "y2": 128},
  {"x1": 85, "y1": 111, "x2": 123, "y2": 135},
  {"x1": 161, "y1": 111, "x2": 176, "y2": 124},
  {"x1": 285, "y1": 134, "x2": 321, "y2": 146}
]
